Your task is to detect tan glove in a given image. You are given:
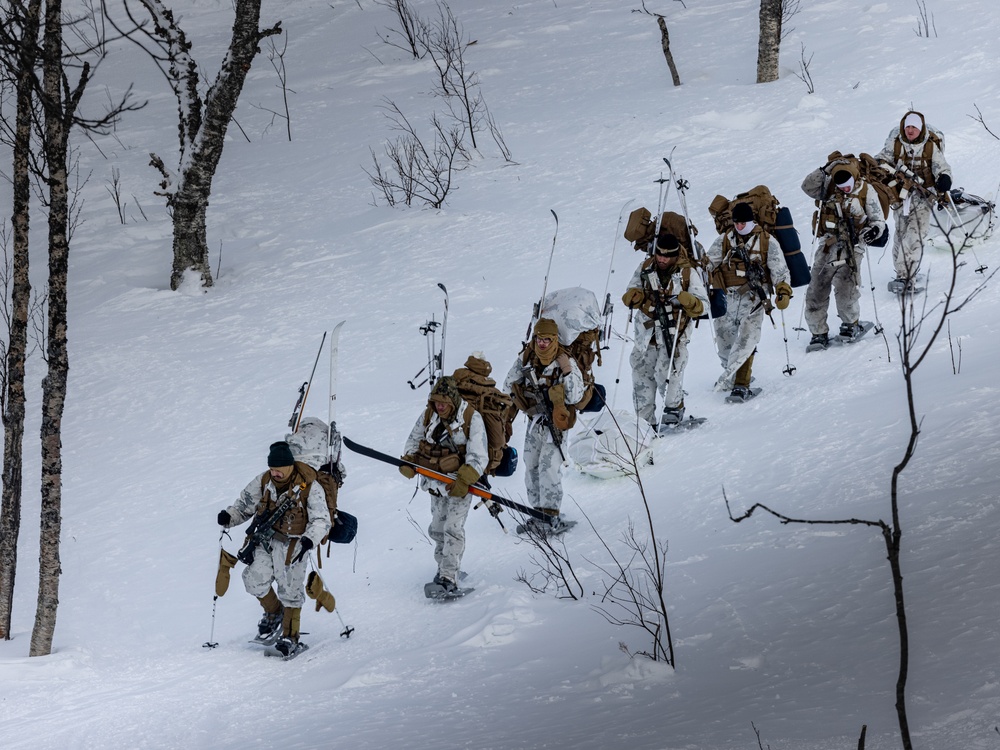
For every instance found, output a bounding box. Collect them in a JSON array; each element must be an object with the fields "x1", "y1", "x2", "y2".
[
  {"x1": 306, "y1": 570, "x2": 337, "y2": 613},
  {"x1": 622, "y1": 288, "x2": 645, "y2": 308},
  {"x1": 215, "y1": 548, "x2": 238, "y2": 597},
  {"x1": 774, "y1": 281, "x2": 792, "y2": 310},
  {"x1": 676, "y1": 290, "x2": 704, "y2": 318},
  {"x1": 448, "y1": 463, "x2": 480, "y2": 498},
  {"x1": 399, "y1": 454, "x2": 417, "y2": 479}
]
